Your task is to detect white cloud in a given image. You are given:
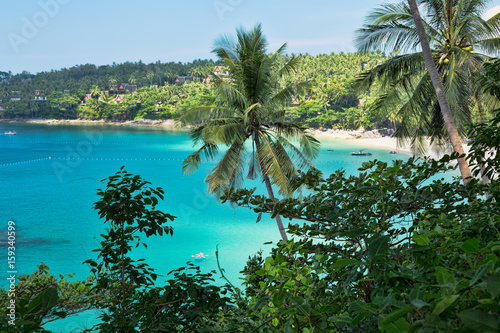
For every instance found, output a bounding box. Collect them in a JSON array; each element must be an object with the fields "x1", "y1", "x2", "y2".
[{"x1": 484, "y1": 5, "x2": 500, "y2": 20}]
